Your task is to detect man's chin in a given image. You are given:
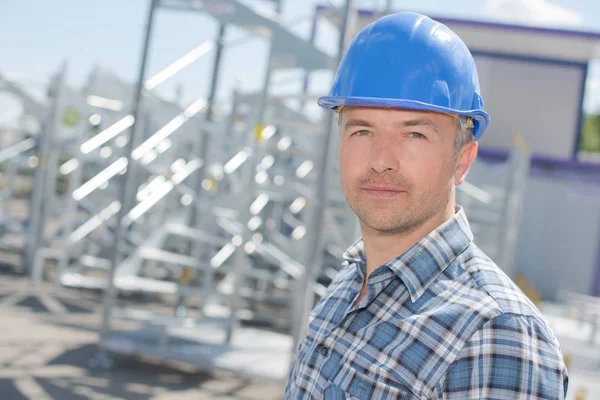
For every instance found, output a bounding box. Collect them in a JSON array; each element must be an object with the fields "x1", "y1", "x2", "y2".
[{"x1": 360, "y1": 218, "x2": 412, "y2": 235}]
